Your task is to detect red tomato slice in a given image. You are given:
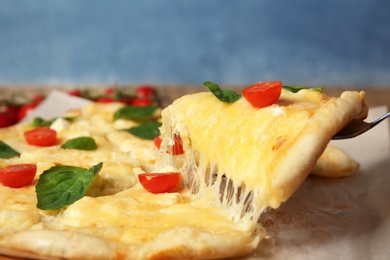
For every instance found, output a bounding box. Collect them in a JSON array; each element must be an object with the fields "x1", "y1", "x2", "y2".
[
  {"x1": 68, "y1": 89, "x2": 82, "y2": 97},
  {"x1": 154, "y1": 135, "x2": 184, "y2": 156},
  {"x1": 131, "y1": 98, "x2": 155, "y2": 107},
  {"x1": 32, "y1": 94, "x2": 45, "y2": 103},
  {"x1": 138, "y1": 172, "x2": 181, "y2": 194},
  {"x1": 242, "y1": 81, "x2": 283, "y2": 108},
  {"x1": 18, "y1": 103, "x2": 38, "y2": 121},
  {"x1": 0, "y1": 111, "x2": 18, "y2": 128},
  {"x1": 0, "y1": 164, "x2": 37, "y2": 188},
  {"x1": 95, "y1": 96, "x2": 117, "y2": 103},
  {"x1": 153, "y1": 136, "x2": 162, "y2": 149},
  {"x1": 3, "y1": 105, "x2": 21, "y2": 116},
  {"x1": 136, "y1": 85, "x2": 156, "y2": 98},
  {"x1": 24, "y1": 127, "x2": 57, "y2": 147},
  {"x1": 104, "y1": 87, "x2": 115, "y2": 95},
  {"x1": 118, "y1": 97, "x2": 134, "y2": 105}
]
